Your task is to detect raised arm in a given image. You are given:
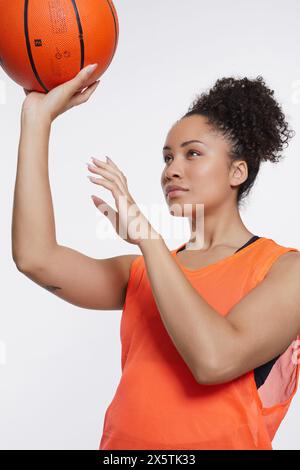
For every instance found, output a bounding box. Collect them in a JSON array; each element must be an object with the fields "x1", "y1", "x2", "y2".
[{"x1": 12, "y1": 65, "x2": 139, "y2": 311}]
